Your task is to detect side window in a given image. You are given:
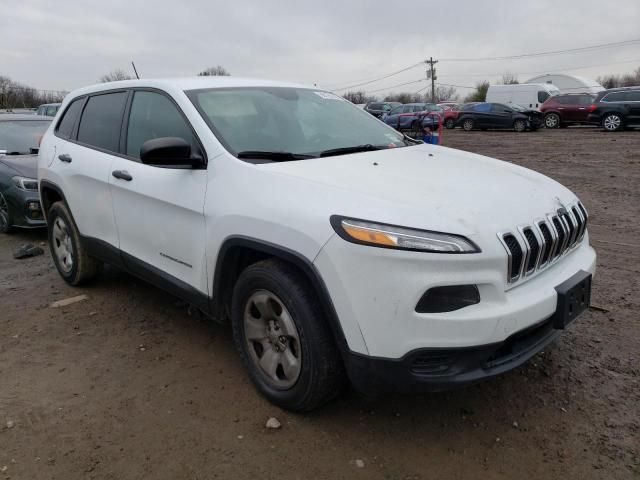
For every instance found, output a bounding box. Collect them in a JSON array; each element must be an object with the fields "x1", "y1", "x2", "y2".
[
  {"x1": 602, "y1": 92, "x2": 625, "y2": 102},
  {"x1": 491, "y1": 103, "x2": 509, "y2": 112},
  {"x1": 625, "y1": 91, "x2": 640, "y2": 102},
  {"x1": 579, "y1": 95, "x2": 595, "y2": 105},
  {"x1": 56, "y1": 99, "x2": 84, "y2": 139},
  {"x1": 474, "y1": 103, "x2": 491, "y2": 112},
  {"x1": 45, "y1": 106, "x2": 56, "y2": 116},
  {"x1": 126, "y1": 91, "x2": 198, "y2": 159},
  {"x1": 77, "y1": 92, "x2": 128, "y2": 152},
  {"x1": 402, "y1": 105, "x2": 413, "y2": 113},
  {"x1": 389, "y1": 106, "x2": 402, "y2": 115},
  {"x1": 559, "y1": 96, "x2": 577, "y2": 105},
  {"x1": 538, "y1": 91, "x2": 551, "y2": 103}
]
